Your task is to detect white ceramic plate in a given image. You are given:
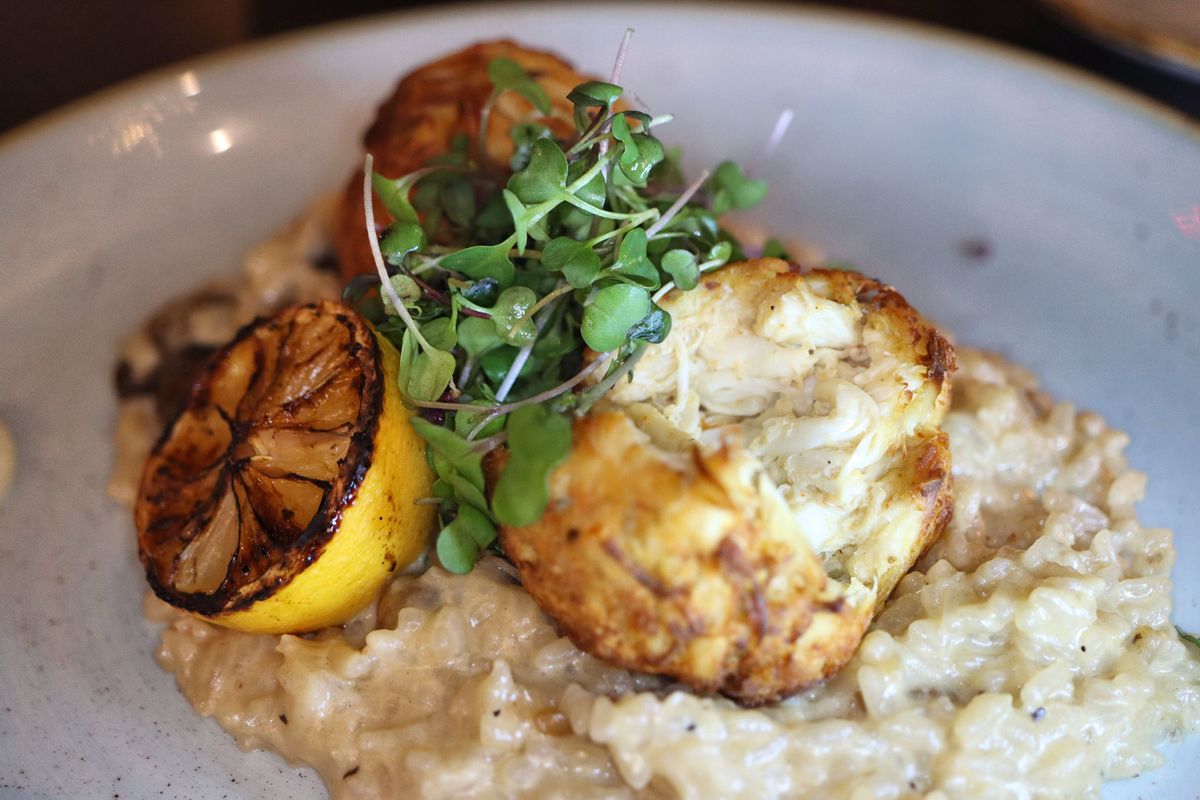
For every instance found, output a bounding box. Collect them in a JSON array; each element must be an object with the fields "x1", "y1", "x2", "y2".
[{"x1": 1, "y1": 5, "x2": 1198, "y2": 798}]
